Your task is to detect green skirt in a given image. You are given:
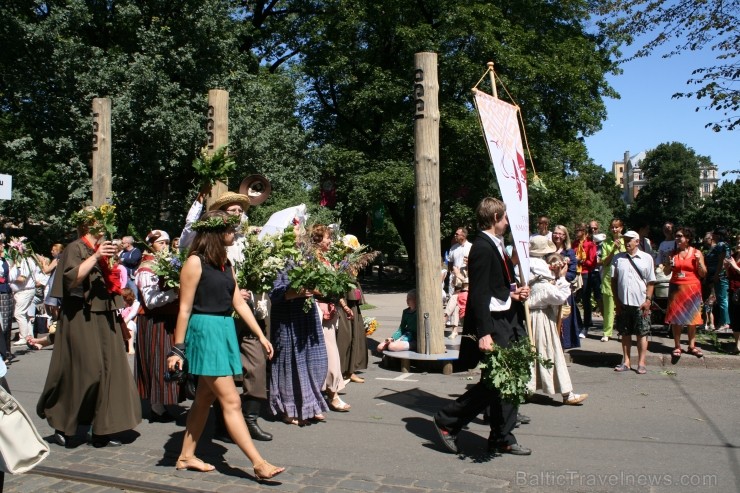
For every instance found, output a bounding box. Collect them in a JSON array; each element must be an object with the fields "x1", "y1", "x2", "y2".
[{"x1": 185, "y1": 314, "x2": 241, "y2": 377}]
